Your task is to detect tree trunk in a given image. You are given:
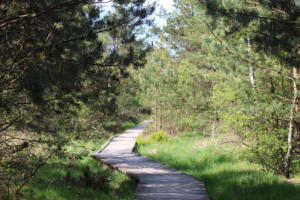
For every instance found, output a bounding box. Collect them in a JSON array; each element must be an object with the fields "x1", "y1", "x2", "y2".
[
  {"x1": 155, "y1": 98, "x2": 158, "y2": 132},
  {"x1": 285, "y1": 103, "x2": 294, "y2": 178},
  {"x1": 160, "y1": 106, "x2": 163, "y2": 130},
  {"x1": 247, "y1": 38, "x2": 255, "y2": 89},
  {"x1": 211, "y1": 117, "x2": 215, "y2": 138},
  {"x1": 211, "y1": 82, "x2": 217, "y2": 137},
  {"x1": 284, "y1": 62, "x2": 299, "y2": 178}
]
